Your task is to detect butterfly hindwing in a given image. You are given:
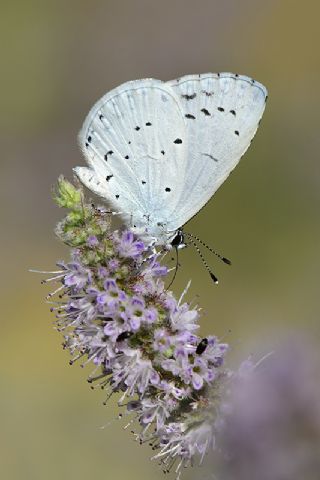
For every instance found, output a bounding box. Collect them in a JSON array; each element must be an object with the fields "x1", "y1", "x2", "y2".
[{"x1": 165, "y1": 73, "x2": 267, "y2": 230}]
